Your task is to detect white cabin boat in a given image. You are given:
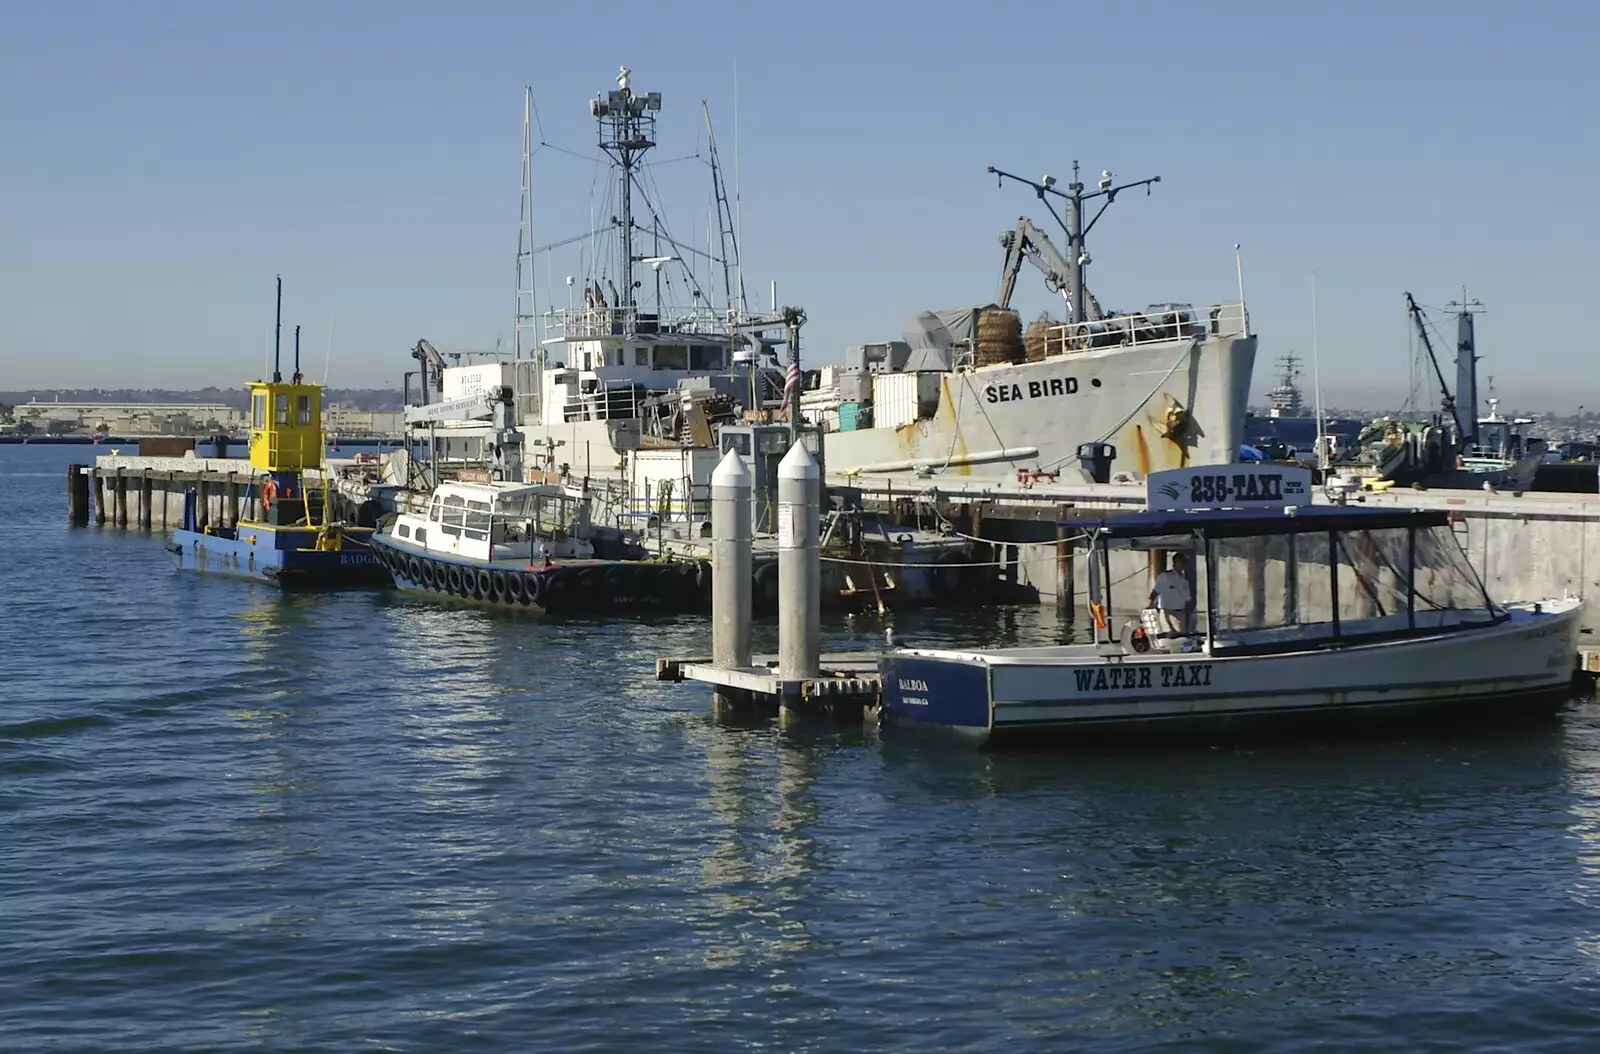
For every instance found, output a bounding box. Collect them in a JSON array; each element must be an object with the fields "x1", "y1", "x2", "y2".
[
  {"x1": 879, "y1": 464, "x2": 1582, "y2": 743},
  {"x1": 367, "y1": 479, "x2": 708, "y2": 615}
]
